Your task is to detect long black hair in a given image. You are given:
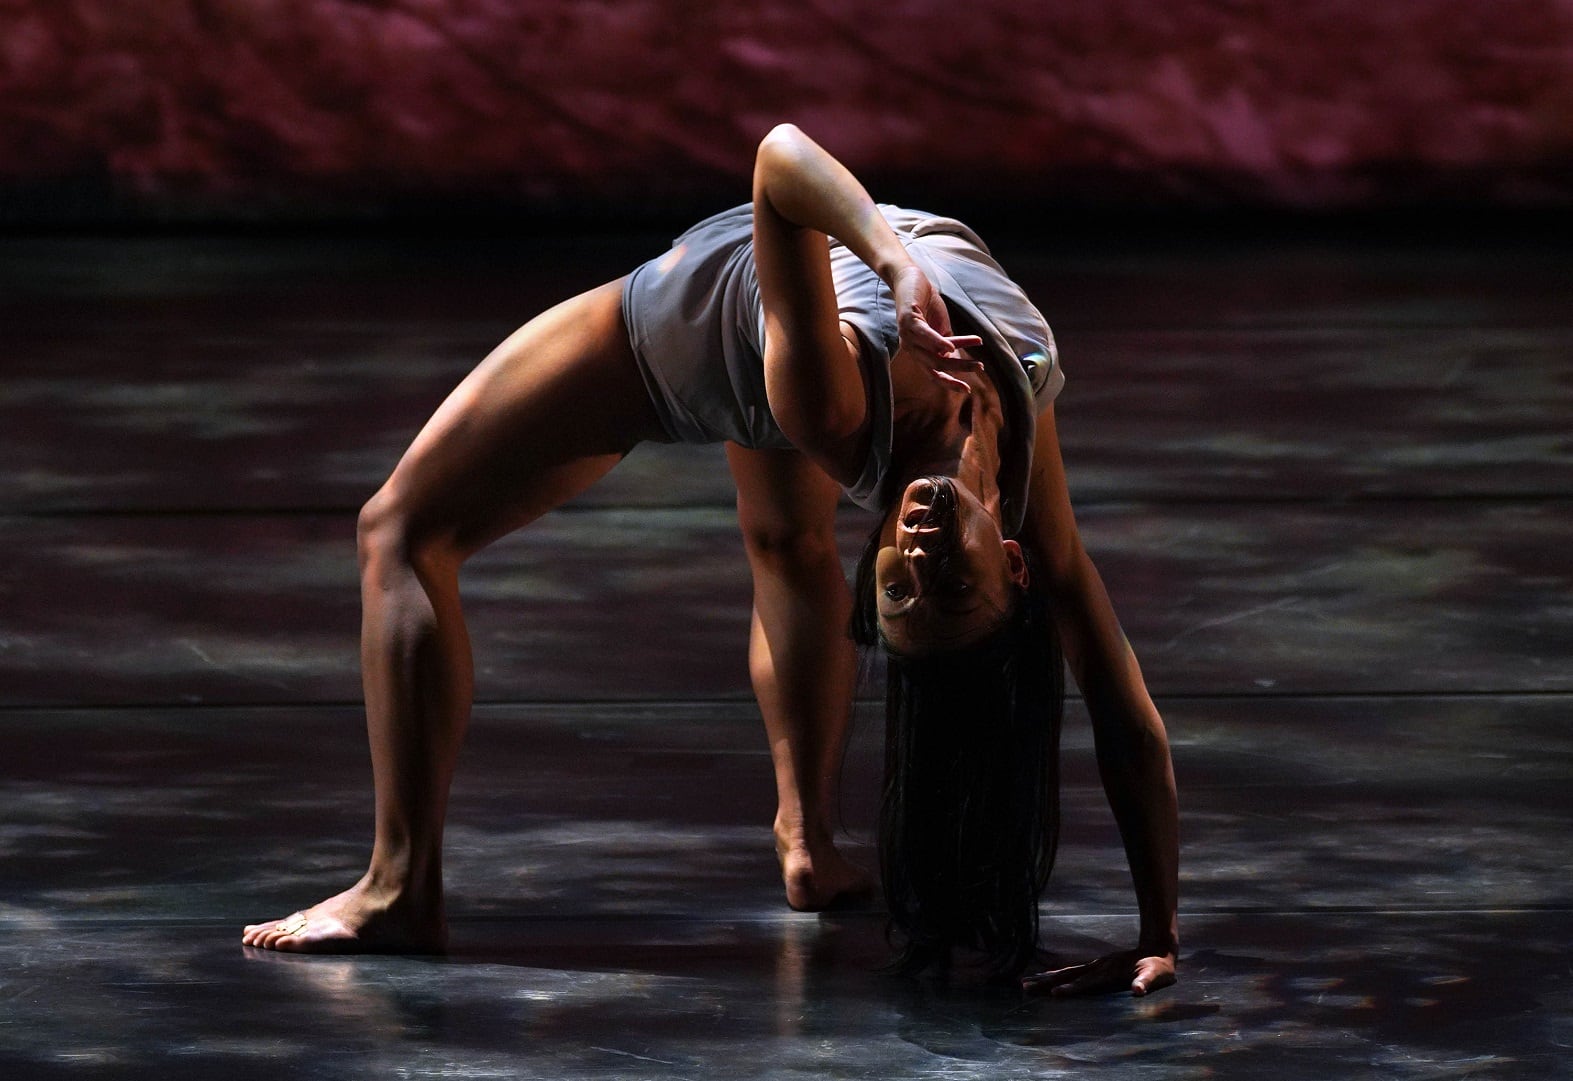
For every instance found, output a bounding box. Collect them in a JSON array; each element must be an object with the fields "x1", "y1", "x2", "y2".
[{"x1": 852, "y1": 516, "x2": 1065, "y2": 980}]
